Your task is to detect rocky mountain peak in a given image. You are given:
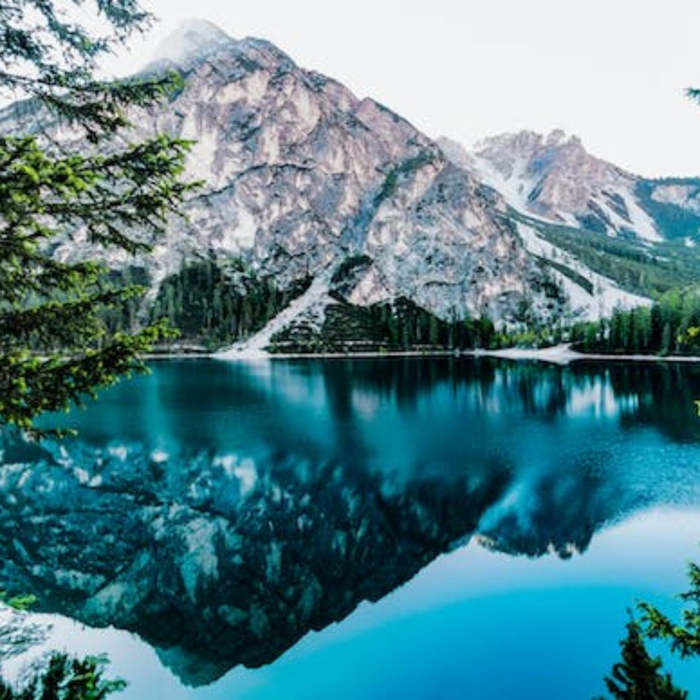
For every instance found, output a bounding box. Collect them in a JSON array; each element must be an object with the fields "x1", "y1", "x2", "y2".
[
  {"x1": 151, "y1": 18, "x2": 235, "y2": 67},
  {"x1": 109, "y1": 21, "x2": 567, "y2": 331},
  {"x1": 545, "y1": 128, "x2": 567, "y2": 146},
  {"x1": 445, "y1": 127, "x2": 664, "y2": 244},
  {"x1": 10, "y1": 17, "x2": 660, "y2": 345},
  {"x1": 472, "y1": 129, "x2": 582, "y2": 166},
  {"x1": 543, "y1": 128, "x2": 583, "y2": 149}
]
